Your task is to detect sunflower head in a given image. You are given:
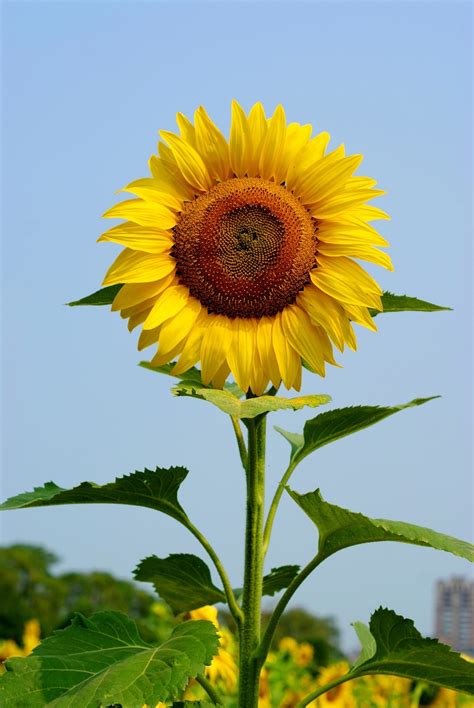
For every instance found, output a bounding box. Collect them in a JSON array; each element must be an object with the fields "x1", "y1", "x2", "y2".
[{"x1": 100, "y1": 101, "x2": 392, "y2": 394}]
